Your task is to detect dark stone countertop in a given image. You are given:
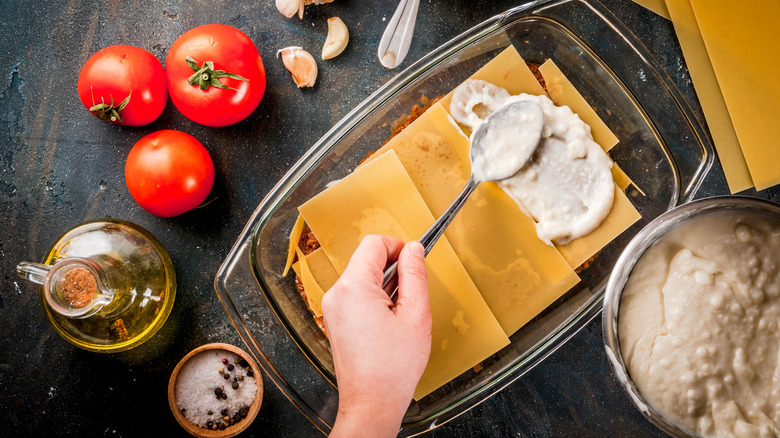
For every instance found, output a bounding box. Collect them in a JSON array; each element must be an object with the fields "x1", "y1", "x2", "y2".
[{"x1": 1, "y1": 0, "x2": 777, "y2": 437}]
